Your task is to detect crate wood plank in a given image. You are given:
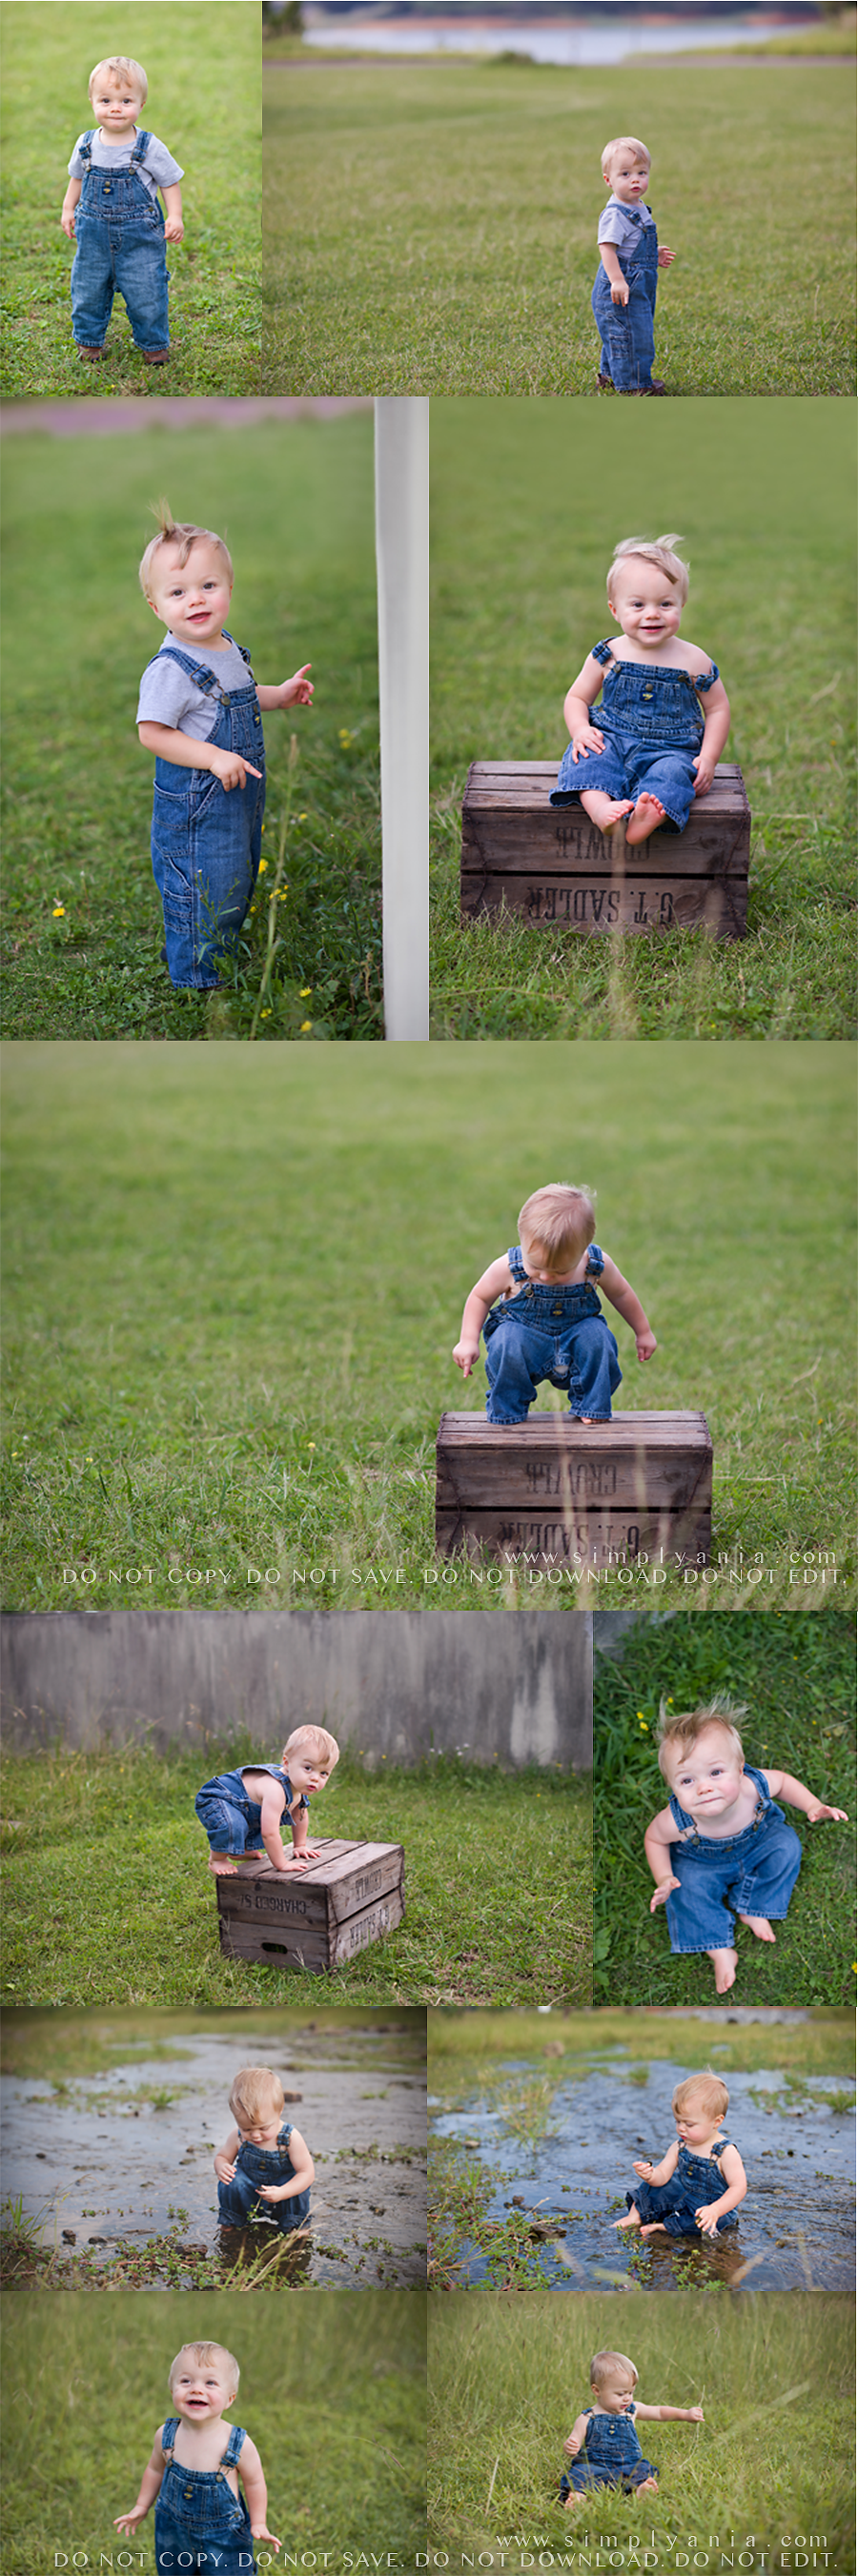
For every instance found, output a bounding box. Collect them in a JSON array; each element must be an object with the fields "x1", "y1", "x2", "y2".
[
  {"x1": 436, "y1": 1504, "x2": 712, "y2": 1568},
  {"x1": 215, "y1": 1839, "x2": 405, "y2": 1928},
  {"x1": 436, "y1": 1410, "x2": 712, "y2": 1565},
  {"x1": 461, "y1": 761, "x2": 749, "y2": 937},
  {"x1": 218, "y1": 1884, "x2": 405, "y2": 1973}
]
